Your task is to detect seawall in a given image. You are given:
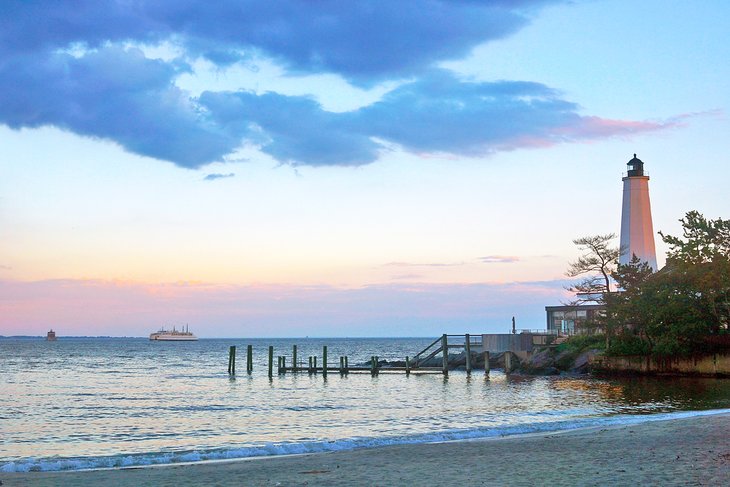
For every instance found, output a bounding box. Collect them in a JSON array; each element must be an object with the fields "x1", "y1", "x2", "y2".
[{"x1": 591, "y1": 353, "x2": 730, "y2": 377}]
